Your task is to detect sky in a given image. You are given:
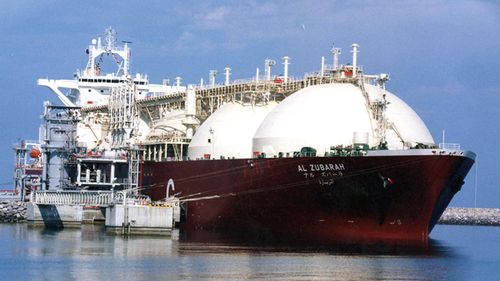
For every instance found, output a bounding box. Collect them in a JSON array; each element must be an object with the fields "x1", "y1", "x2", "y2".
[{"x1": 0, "y1": 0, "x2": 498, "y2": 207}]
